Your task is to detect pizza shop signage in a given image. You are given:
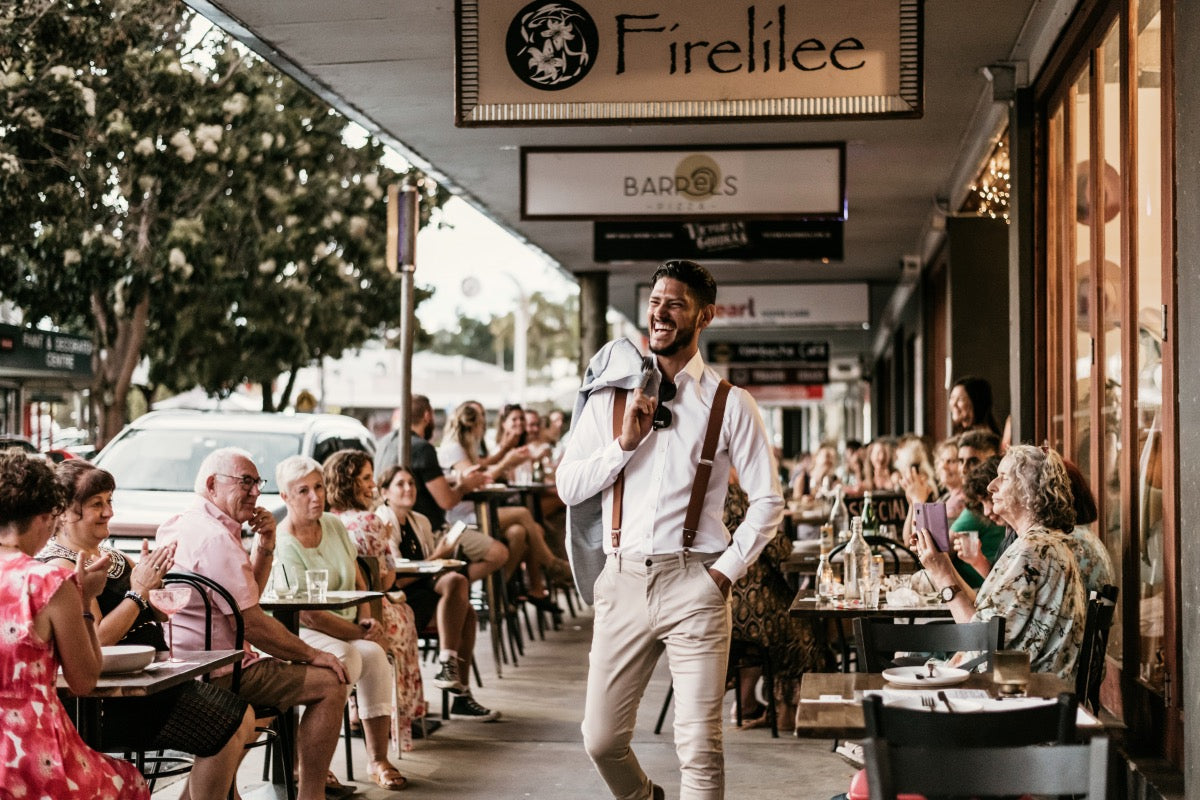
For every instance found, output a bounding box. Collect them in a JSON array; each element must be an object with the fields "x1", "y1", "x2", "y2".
[
  {"x1": 457, "y1": 0, "x2": 924, "y2": 124},
  {"x1": 637, "y1": 282, "x2": 868, "y2": 328},
  {"x1": 523, "y1": 144, "x2": 844, "y2": 219}
]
